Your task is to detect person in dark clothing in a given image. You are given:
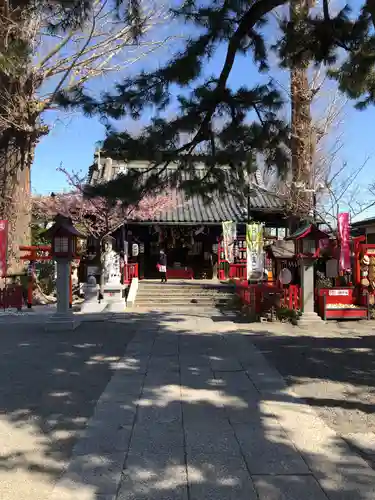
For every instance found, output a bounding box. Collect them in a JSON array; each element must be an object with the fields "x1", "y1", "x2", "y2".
[{"x1": 158, "y1": 250, "x2": 167, "y2": 283}]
